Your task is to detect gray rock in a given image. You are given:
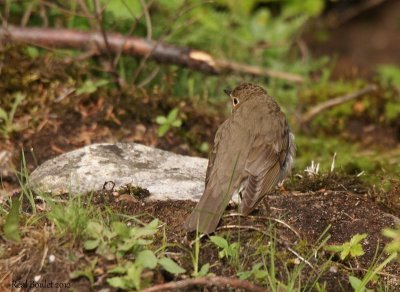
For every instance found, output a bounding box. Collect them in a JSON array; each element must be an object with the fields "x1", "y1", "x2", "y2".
[{"x1": 30, "y1": 143, "x2": 208, "y2": 201}]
